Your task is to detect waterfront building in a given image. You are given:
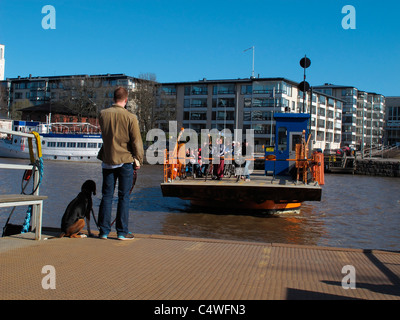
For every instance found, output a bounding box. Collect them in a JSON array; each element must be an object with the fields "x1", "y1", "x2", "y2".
[
  {"x1": 385, "y1": 97, "x2": 400, "y2": 146},
  {"x1": 159, "y1": 78, "x2": 344, "y2": 152},
  {"x1": 2, "y1": 73, "x2": 139, "y2": 113},
  {"x1": 1, "y1": 73, "x2": 142, "y2": 123},
  {"x1": 0, "y1": 44, "x2": 5, "y2": 81},
  {"x1": 314, "y1": 84, "x2": 385, "y2": 150}
]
